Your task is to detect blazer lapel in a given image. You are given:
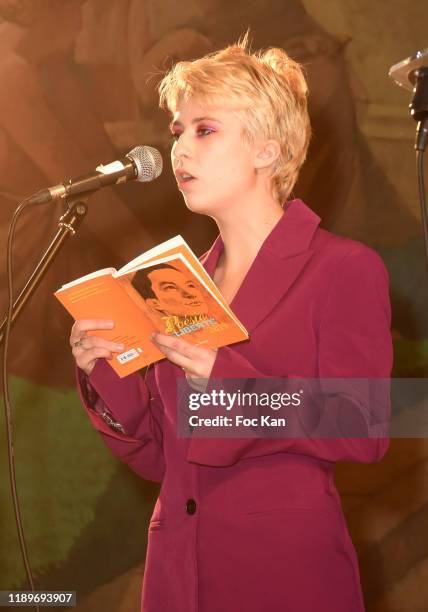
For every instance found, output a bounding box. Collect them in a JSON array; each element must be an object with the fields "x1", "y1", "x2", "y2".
[
  {"x1": 201, "y1": 199, "x2": 321, "y2": 334},
  {"x1": 230, "y1": 249, "x2": 315, "y2": 332}
]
